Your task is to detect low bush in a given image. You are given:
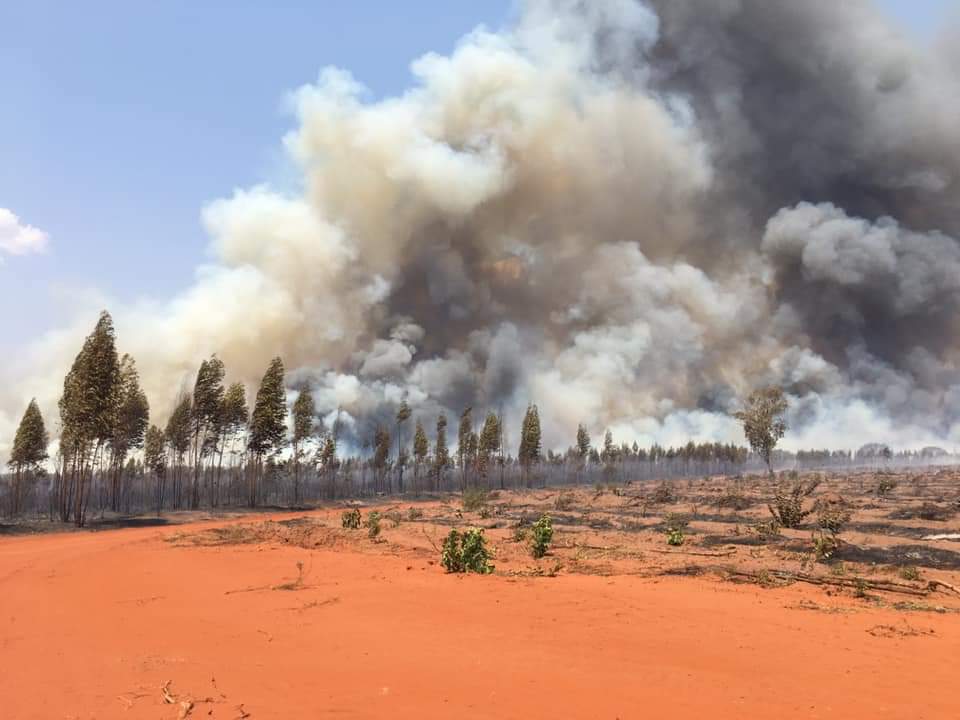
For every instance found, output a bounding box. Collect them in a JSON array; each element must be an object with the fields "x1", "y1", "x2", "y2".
[
  {"x1": 462, "y1": 488, "x2": 489, "y2": 513},
  {"x1": 406, "y1": 507, "x2": 424, "y2": 521},
  {"x1": 364, "y1": 511, "x2": 382, "y2": 539},
  {"x1": 662, "y1": 512, "x2": 690, "y2": 533},
  {"x1": 530, "y1": 514, "x2": 554, "y2": 559},
  {"x1": 666, "y1": 529, "x2": 684, "y2": 546},
  {"x1": 341, "y1": 507, "x2": 361, "y2": 529},
  {"x1": 875, "y1": 476, "x2": 898, "y2": 498},
  {"x1": 899, "y1": 565, "x2": 921, "y2": 582},
  {"x1": 441, "y1": 528, "x2": 494, "y2": 574},
  {"x1": 767, "y1": 477, "x2": 820, "y2": 528}
]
